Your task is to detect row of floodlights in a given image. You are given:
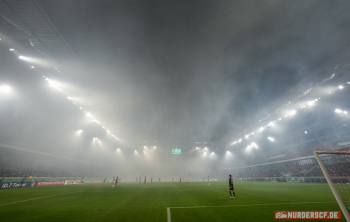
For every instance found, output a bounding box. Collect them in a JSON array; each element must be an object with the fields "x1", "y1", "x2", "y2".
[
  {"x1": 232, "y1": 82, "x2": 350, "y2": 145},
  {"x1": 9, "y1": 47, "x2": 122, "y2": 143}
]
